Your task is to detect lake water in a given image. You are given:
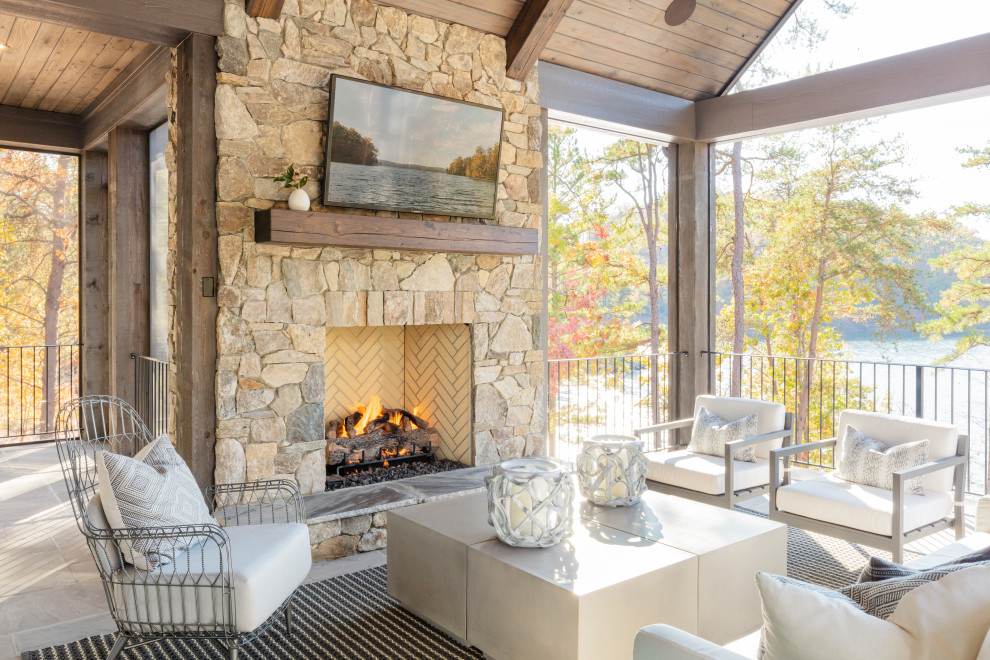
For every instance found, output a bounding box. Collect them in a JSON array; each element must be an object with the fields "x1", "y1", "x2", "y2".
[
  {"x1": 845, "y1": 337, "x2": 990, "y2": 370},
  {"x1": 326, "y1": 162, "x2": 496, "y2": 217}
]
